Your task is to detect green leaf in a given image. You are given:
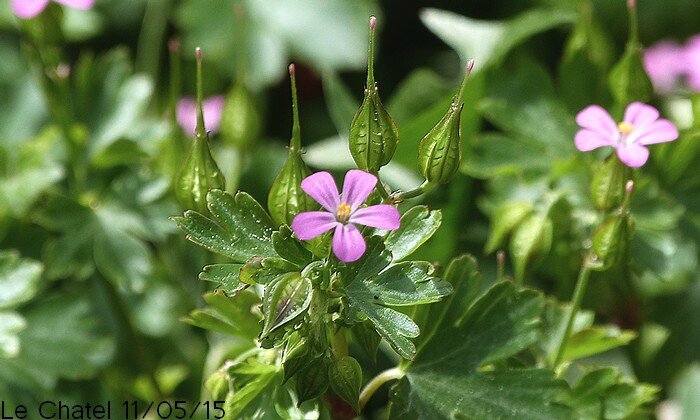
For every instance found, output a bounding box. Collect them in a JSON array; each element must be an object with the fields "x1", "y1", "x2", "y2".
[
  {"x1": 669, "y1": 364, "x2": 700, "y2": 419},
  {"x1": 173, "y1": 190, "x2": 276, "y2": 263},
  {"x1": 485, "y1": 201, "x2": 532, "y2": 253},
  {"x1": 571, "y1": 368, "x2": 658, "y2": 419},
  {"x1": 351, "y1": 320, "x2": 381, "y2": 363},
  {"x1": 383, "y1": 206, "x2": 442, "y2": 262},
  {"x1": 183, "y1": 290, "x2": 260, "y2": 338},
  {"x1": 386, "y1": 69, "x2": 452, "y2": 127},
  {"x1": 261, "y1": 273, "x2": 313, "y2": 337},
  {"x1": 323, "y1": 71, "x2": 360, "y2": 136},
  {"x1": 94, "y1": 209, "x2": 152, "y2": 292},
  {"x1": 0, "y1": 251, "x2": 43, "y2": 310},
  {"x1": 329, "y1": 356, "x2": 362, "y2": 412},
  {"x1": 389, "y1": 282, "x2": 571, "y2": 419},
  {"x1": 0, "y1": 312, "x2": 25, "y2": 358},
  {"x1": 199, "y1": 264, "x2": 244, "y2": 294},
  {"x1": 4, "y1": 292, "x2": 114, "y2": 384},
  {"x1": 240, "y1": 256, "x2": 298, "y2": 286},
  {"x1": 420, "y1": 7, "x2": 575, "y2": 71},
  {"x1": 564, "y1": 326, "x2": 637, "y2": 361},
  {"x1": 344, "y1": 241, "x2": 451, "y2": 359},
  {"x1": 272, "y1": 225, "x2": 313, "y2": 267},
  {"x1": 509, "y1": 214, "x2": 553, "y2": 283},
  {"x1": 295, "y1": 359, "x2": 329, "y2": 405}
]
